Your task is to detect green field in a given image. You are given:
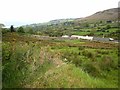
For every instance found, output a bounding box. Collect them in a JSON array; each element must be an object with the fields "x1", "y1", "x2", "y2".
[{"x1": 2, "y1": 32, "x2": 118, "y2": 88}]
